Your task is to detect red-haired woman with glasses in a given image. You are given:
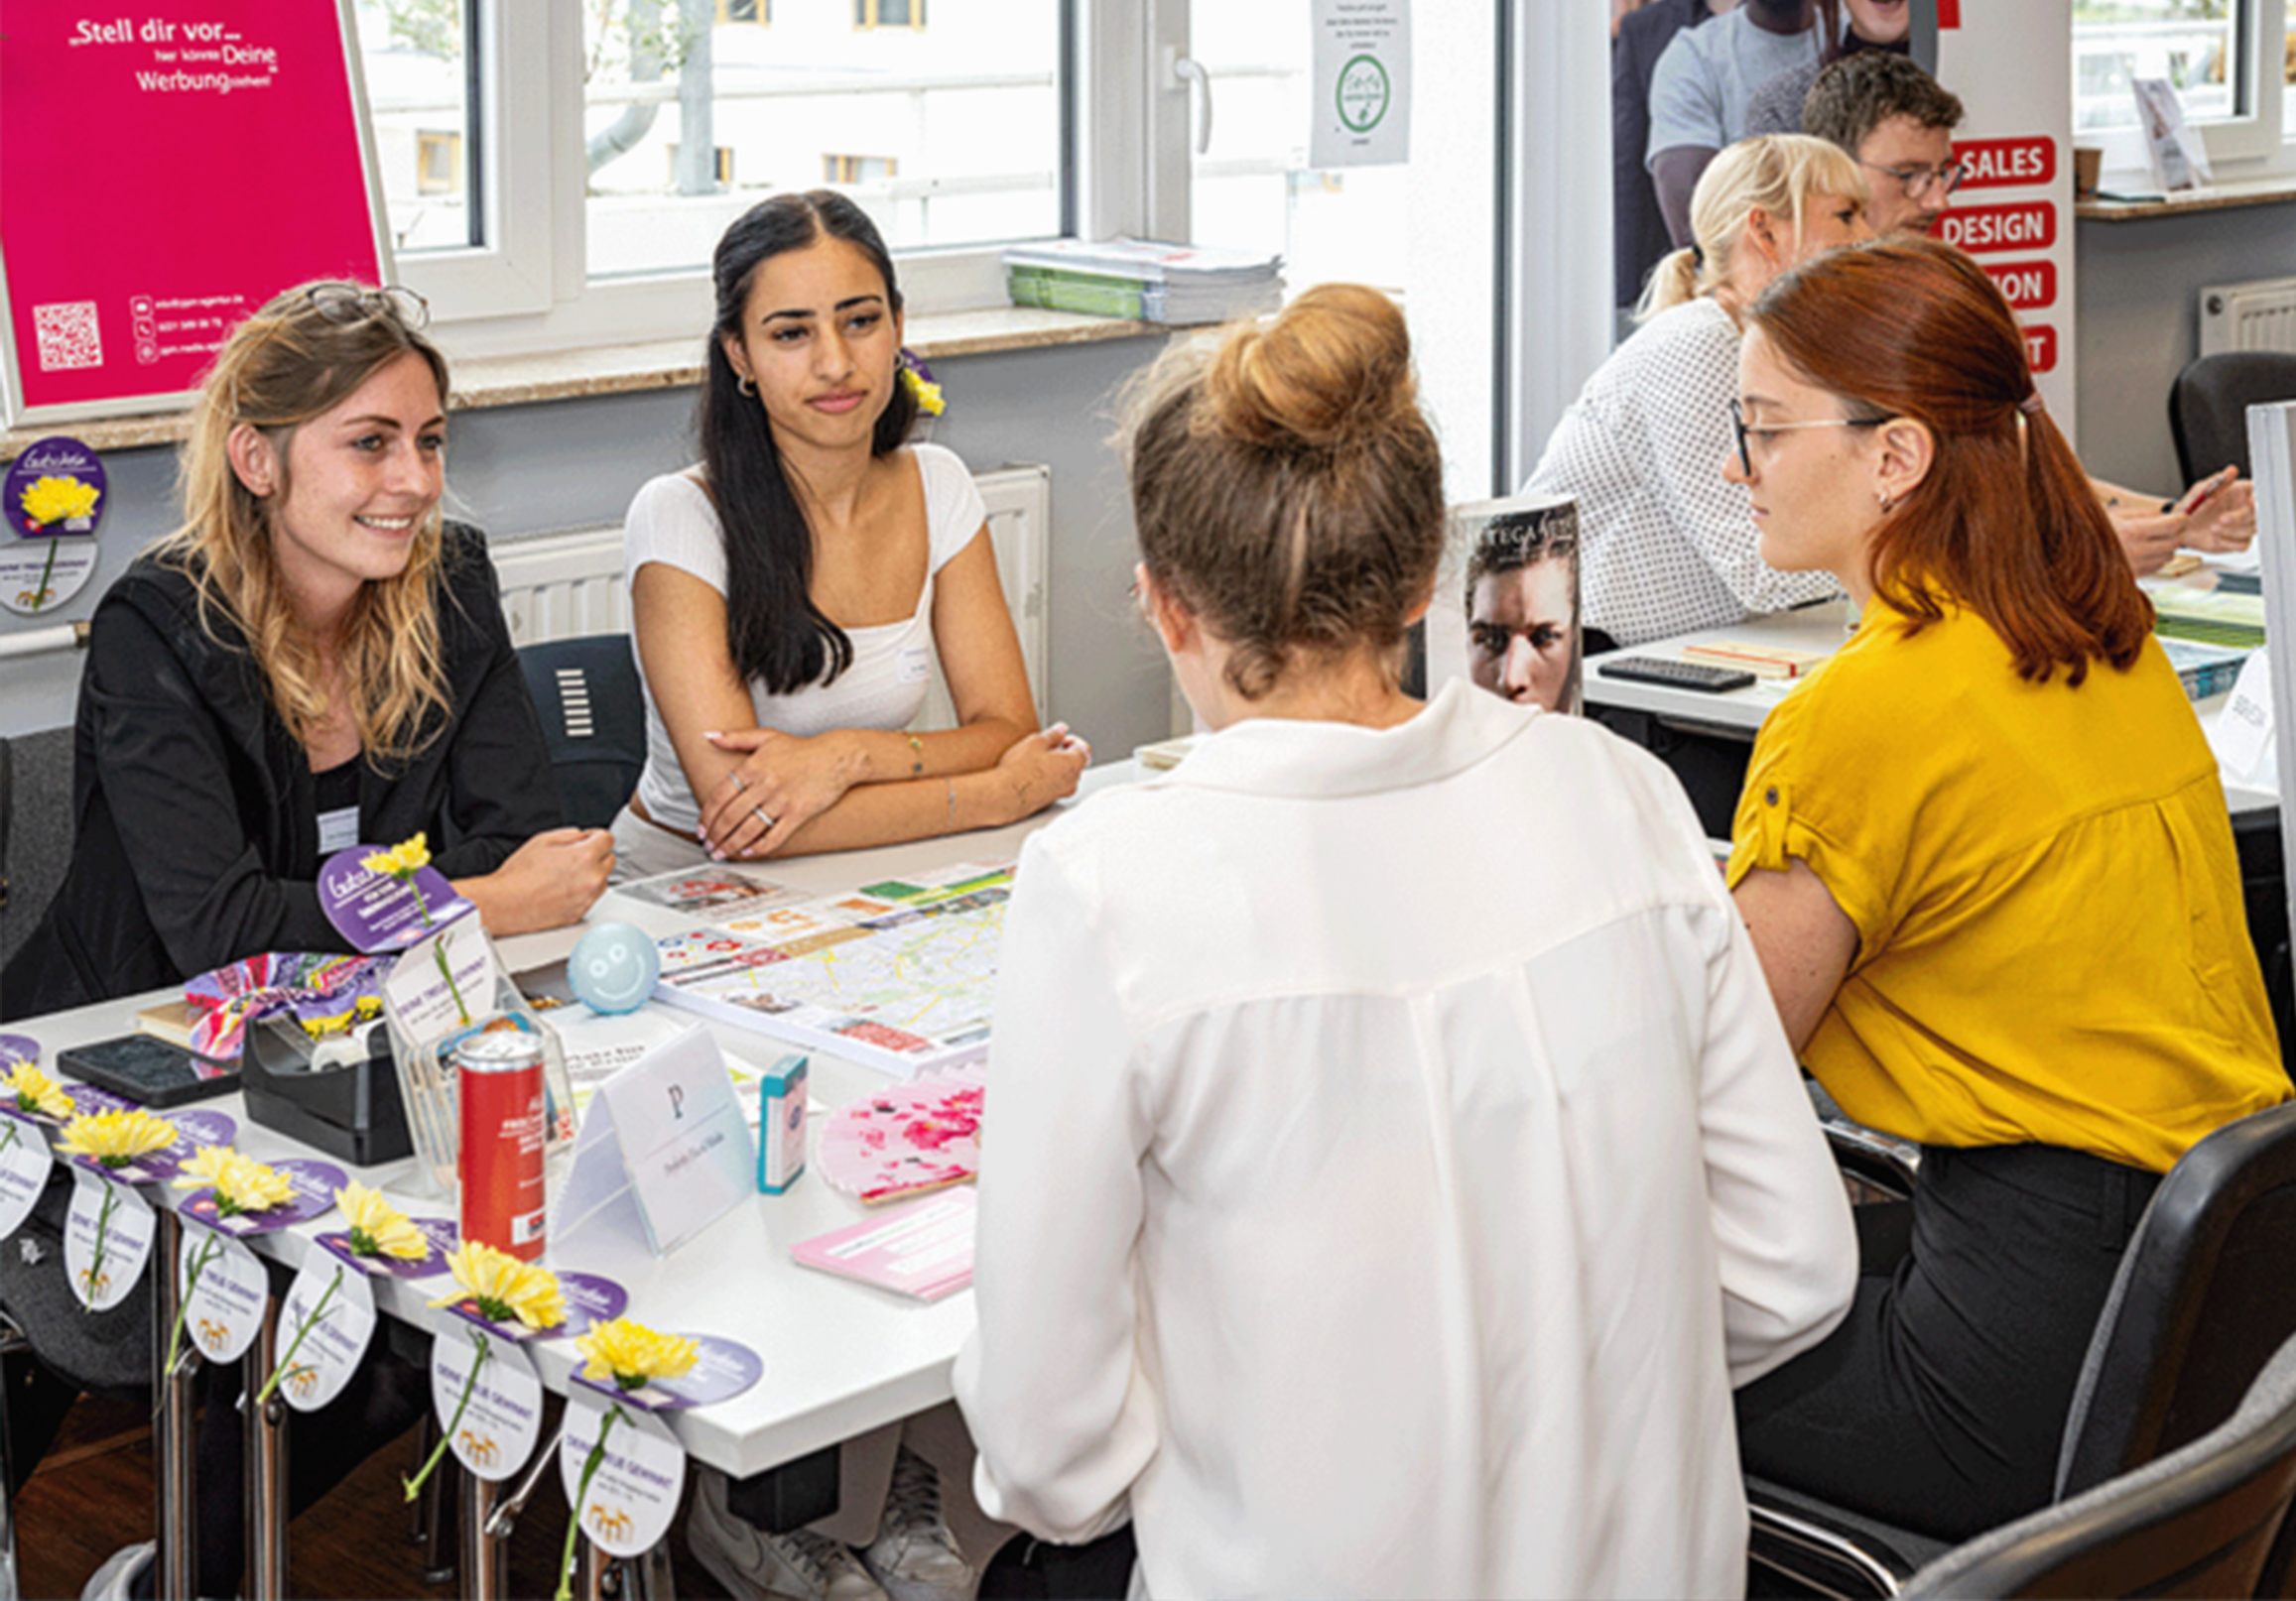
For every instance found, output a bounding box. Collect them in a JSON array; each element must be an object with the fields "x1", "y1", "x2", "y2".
[{"x1": 1722, "y1": 235, "x2": 2287, "y2": 1539}]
